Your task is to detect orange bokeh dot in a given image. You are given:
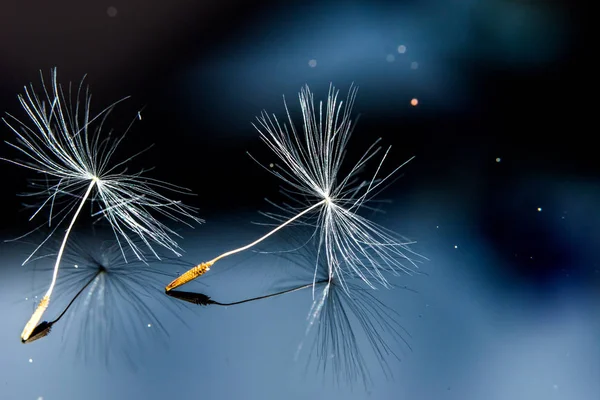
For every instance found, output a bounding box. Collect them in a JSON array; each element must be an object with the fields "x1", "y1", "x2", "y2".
[{"x1": 410, "y1": 98, "x2": 418, "y2": 106}]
